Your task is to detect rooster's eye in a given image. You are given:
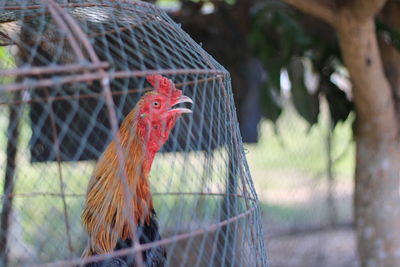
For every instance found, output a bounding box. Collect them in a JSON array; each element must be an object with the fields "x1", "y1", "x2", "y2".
[{"x1": 152, "y1": 101, "x2": 160, "y2": 108}]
